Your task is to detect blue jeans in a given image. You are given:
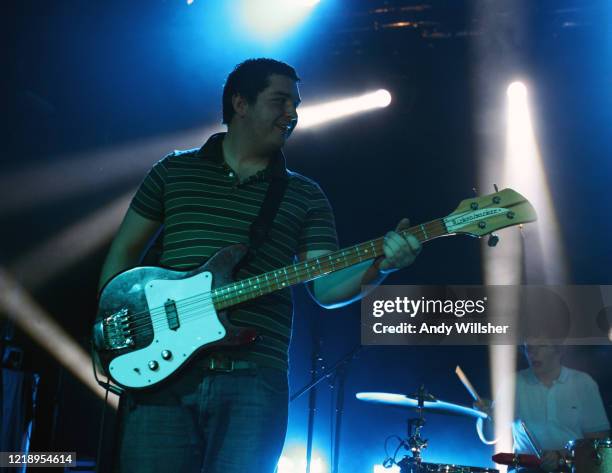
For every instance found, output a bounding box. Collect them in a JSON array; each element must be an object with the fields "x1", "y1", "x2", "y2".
[{"x1": 115, "y1": 363, "x2": 289, "y2": 473}]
